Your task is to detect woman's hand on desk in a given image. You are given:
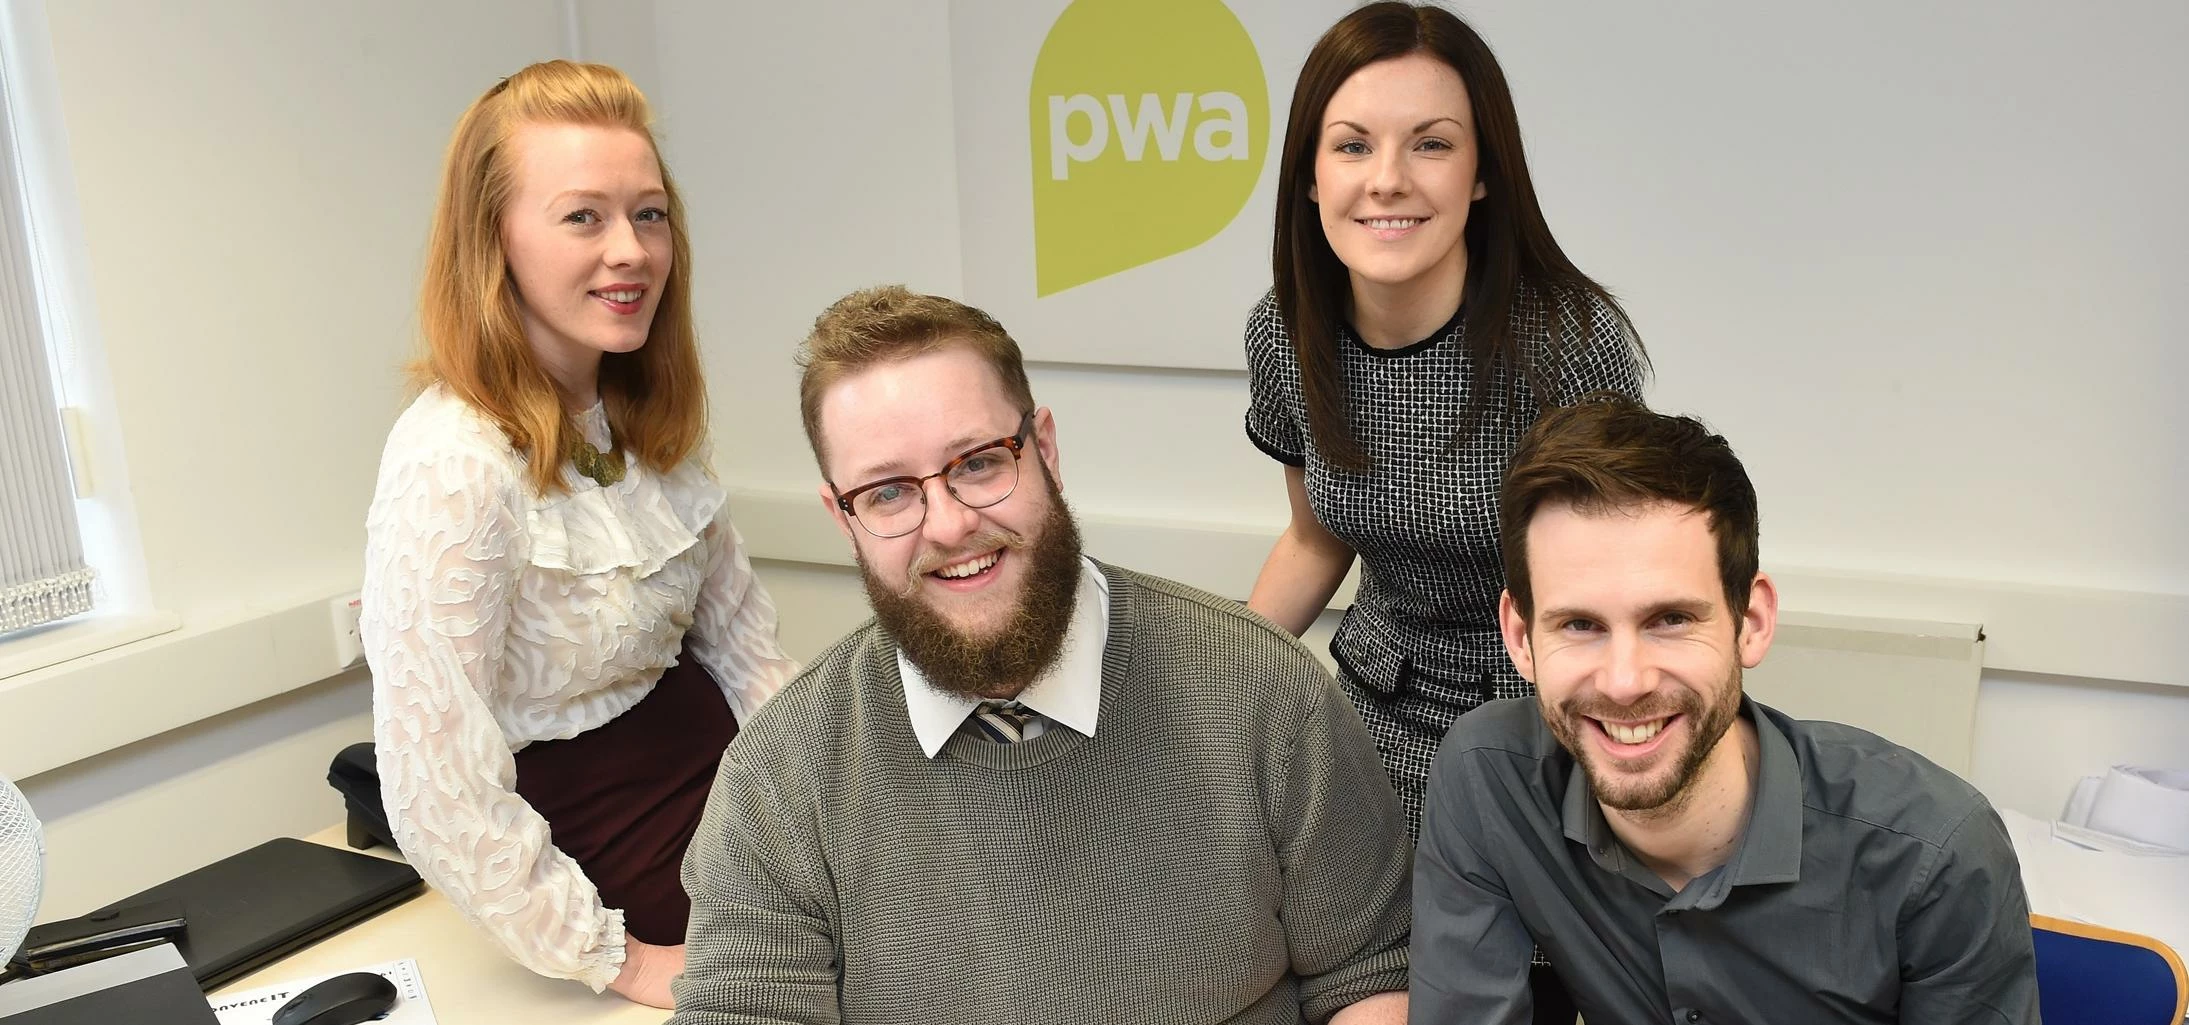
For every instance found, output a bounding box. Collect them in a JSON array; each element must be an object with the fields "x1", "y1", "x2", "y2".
[{"x1": 610, "y1": 938, "x2": 685, "y2": 1008}]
